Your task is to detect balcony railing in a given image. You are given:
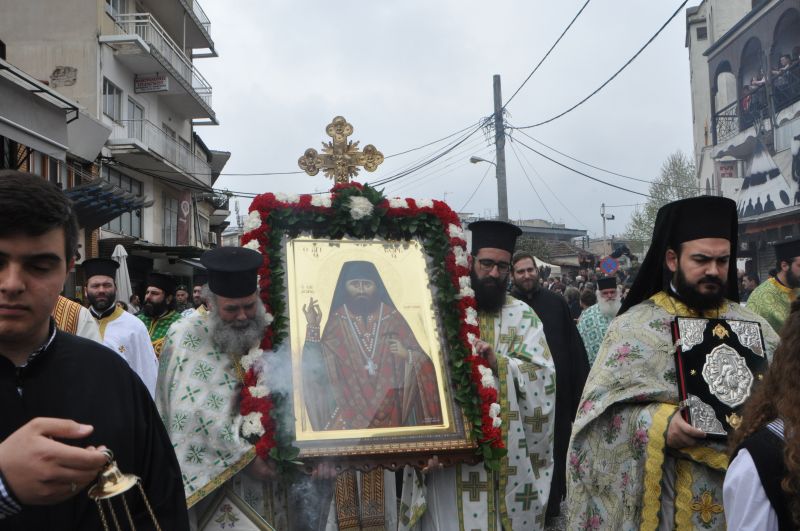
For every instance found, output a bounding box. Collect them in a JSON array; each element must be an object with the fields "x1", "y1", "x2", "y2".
[
  {"x1": 111, "y1": 13, "x2": 212, "y2": 110},
  {"x1": 772, "y1": 65, "x2": 800, "y2": 113},
  {"x1": 713, "y1": 84, "x2": 769, "y2": 144},
  {"x1": 184, "y1": 0, "x2": 210, "y2": 34},
  {"x1": 109, "y1": 119, "x2": 212, "y2": 185}
]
